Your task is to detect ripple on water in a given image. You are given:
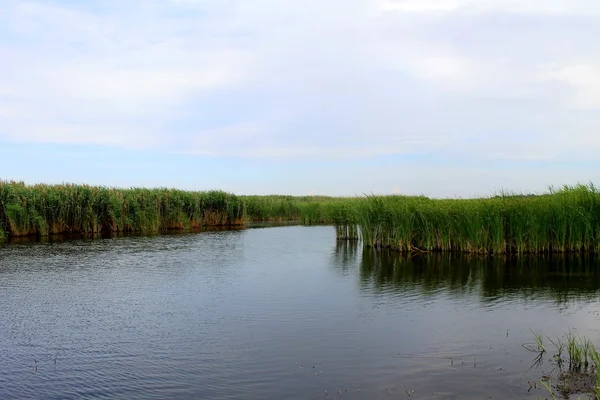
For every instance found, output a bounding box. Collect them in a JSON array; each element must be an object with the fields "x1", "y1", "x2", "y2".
[{"x1": 2, "y1": 228, "x2": 600, "y2": 399}]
